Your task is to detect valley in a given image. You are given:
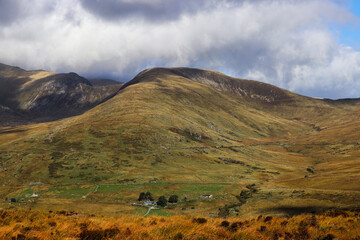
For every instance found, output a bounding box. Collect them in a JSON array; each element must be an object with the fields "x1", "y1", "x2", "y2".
[{"x1": 0, "y1": 65, "x2": 359, "y2": 219}]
